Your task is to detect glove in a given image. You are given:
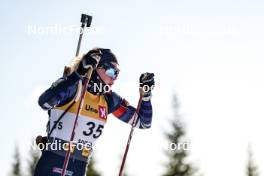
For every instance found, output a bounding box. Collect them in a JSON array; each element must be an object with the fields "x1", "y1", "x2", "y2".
[
  {"x1": 35, "y1": 135, "x2": 48, "y2": 151},
  {"x1": 76, "y1": 49, "x2": 102, "y2": 76},
  {"x1": 139, "y1": 72, "x2": 155, "y2": 100}
]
